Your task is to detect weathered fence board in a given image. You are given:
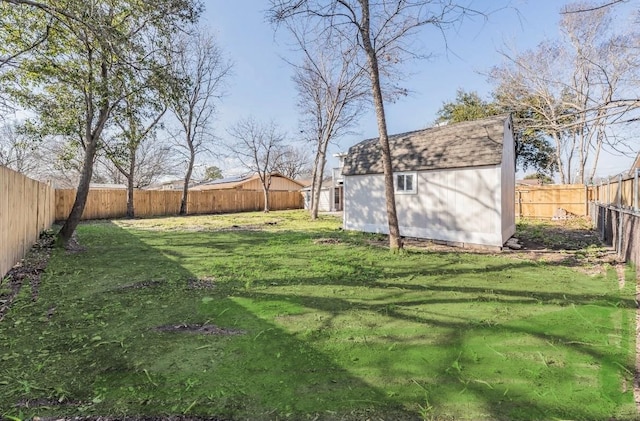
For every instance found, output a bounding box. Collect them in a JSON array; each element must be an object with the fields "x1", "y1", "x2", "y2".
[
  {"x1": 1, "y1": 167, "x2": 55, "y2": 278},
  {"x1": 55, "y1": 188, "x2": 304, "y2": 221}
]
